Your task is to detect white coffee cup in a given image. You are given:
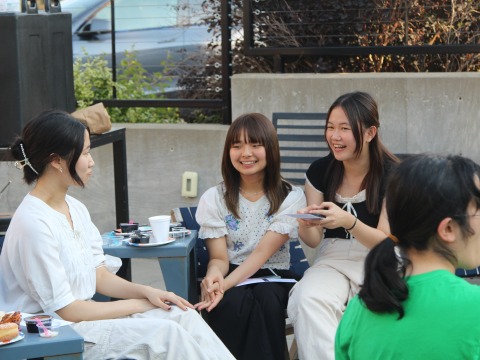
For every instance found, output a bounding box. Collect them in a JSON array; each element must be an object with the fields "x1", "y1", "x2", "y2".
[{"x1": 148, "y1": 215, "x2": 170, "y2": 243}]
